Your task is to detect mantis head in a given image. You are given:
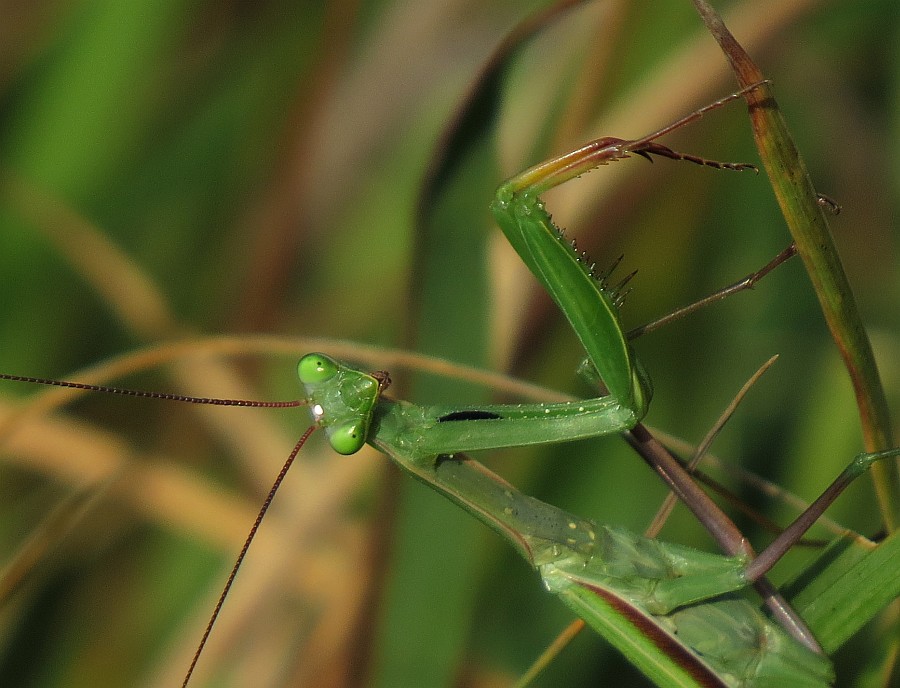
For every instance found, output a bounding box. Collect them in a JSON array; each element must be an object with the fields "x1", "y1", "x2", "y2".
[{"x1": 297, "y1": 352, "x2": 386, "y2": 455}]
